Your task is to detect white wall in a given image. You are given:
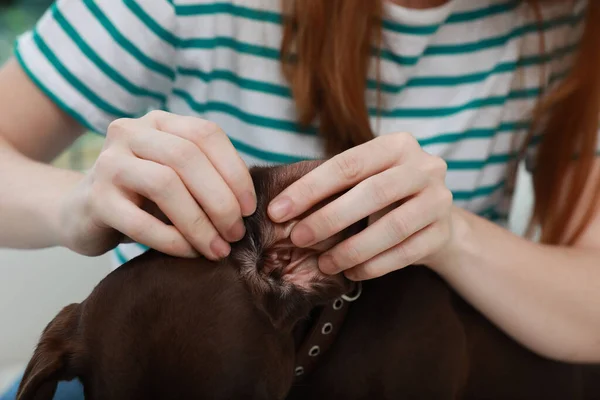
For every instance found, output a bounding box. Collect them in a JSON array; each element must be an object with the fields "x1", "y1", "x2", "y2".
[
  {"x1": 508, "y1": 163, "x2": 535, "y2": 237},
  {"x1": 0, "y1": 248, "x2": 111, "y2": 392}
]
